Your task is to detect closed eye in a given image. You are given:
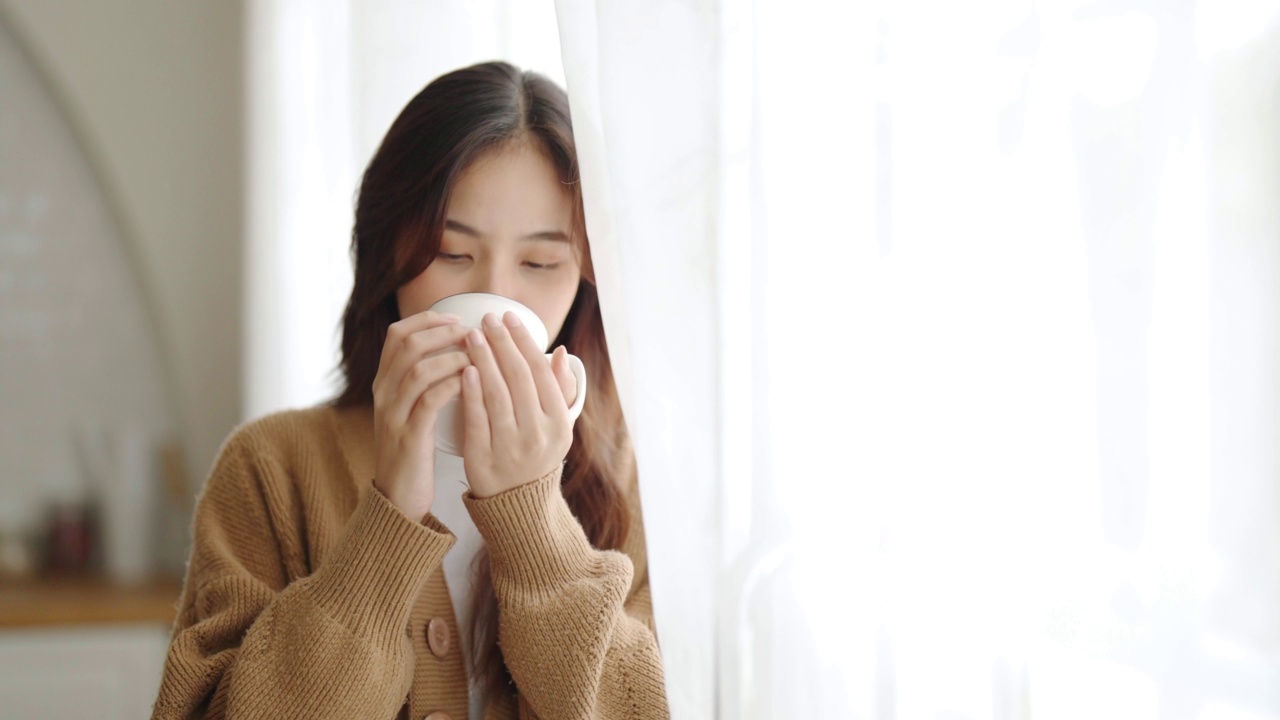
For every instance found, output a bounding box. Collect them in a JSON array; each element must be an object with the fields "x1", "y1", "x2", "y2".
[
  {"x1": 524, "y1": 261, "x2": 560, "y2": 270},
  {"x1": 438, "y1": 252, "x2": 470, "y2": 262}
]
